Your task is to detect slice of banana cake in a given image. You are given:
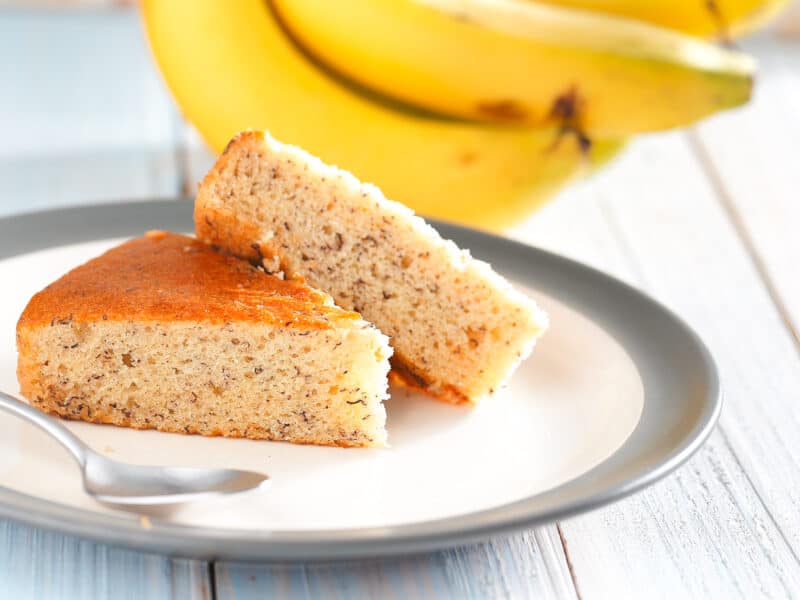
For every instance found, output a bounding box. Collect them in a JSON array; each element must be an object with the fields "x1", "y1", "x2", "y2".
[
  {"x1": 196, "y1": 131, "x2": 547, "y2": 405},
  {"x1": 16, "y1": 231, "x2": 391, "y2": 447}
]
